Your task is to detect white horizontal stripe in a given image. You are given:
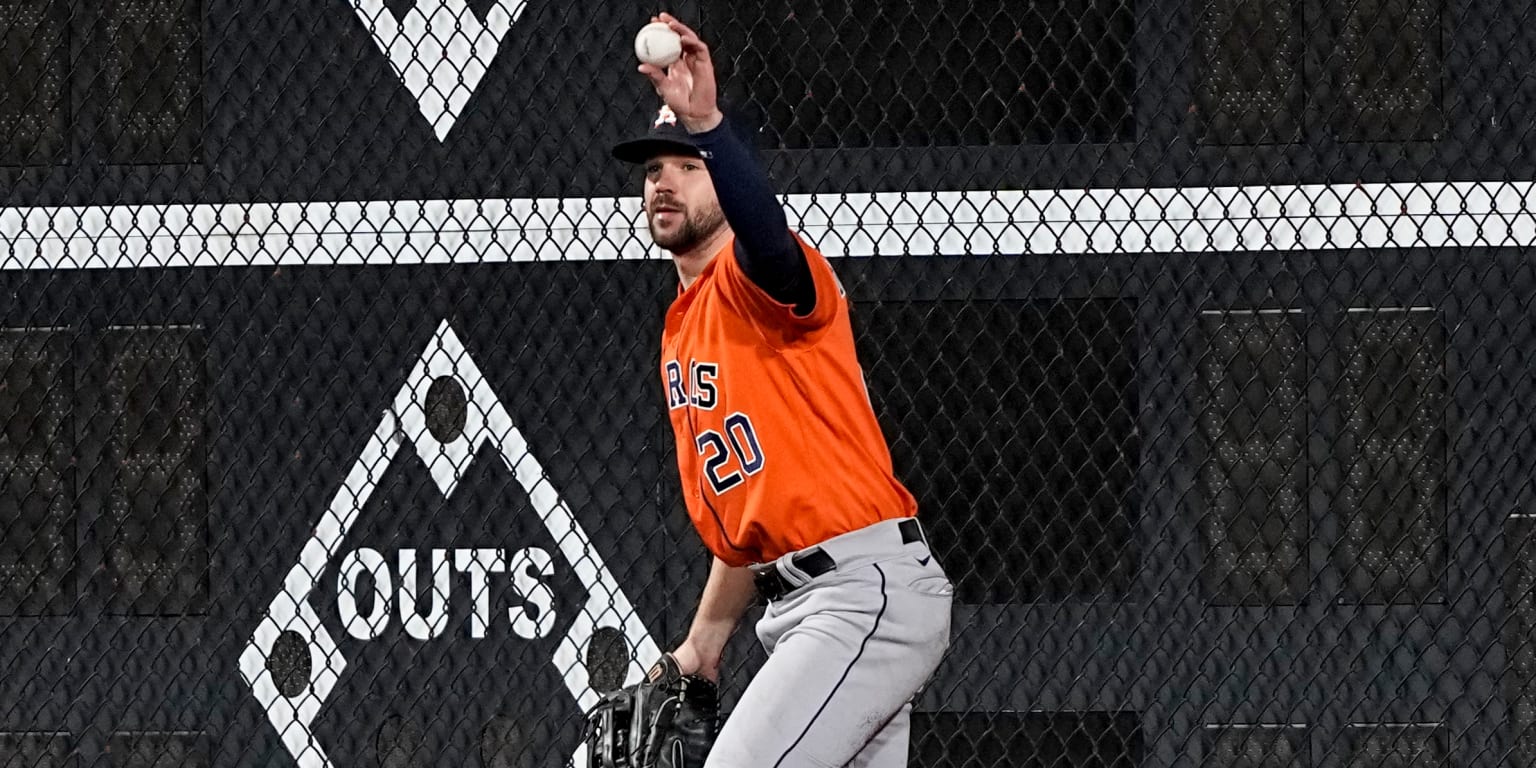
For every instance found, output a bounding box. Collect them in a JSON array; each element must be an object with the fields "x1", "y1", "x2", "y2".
[
  {"x1": 1199, "y1": 308, "x2": 1307, "y2": 315},
  {"x1": 0, "y1": 181, "x2": 1531, "y2": 270},
  {"x1": 1344, "y1": 722, "x2": 1444, "y2": 728},
  {"x1": 1202, "y1": 723, "x2": 1309, "y2": 729}
]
